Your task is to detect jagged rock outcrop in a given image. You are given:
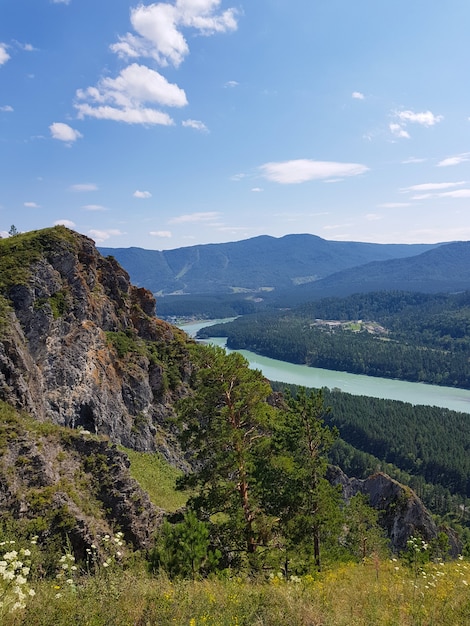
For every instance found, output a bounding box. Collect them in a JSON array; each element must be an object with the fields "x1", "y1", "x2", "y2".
[
  {"x1": 0, "y1": 227, "x2": 193, "y2": 463},
  {"x1": 0, "y1": 406, "x2": 162, "y2": 556},
  {"x1": 327, "y1": 466, "x2": 461, "y2": 554}
]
